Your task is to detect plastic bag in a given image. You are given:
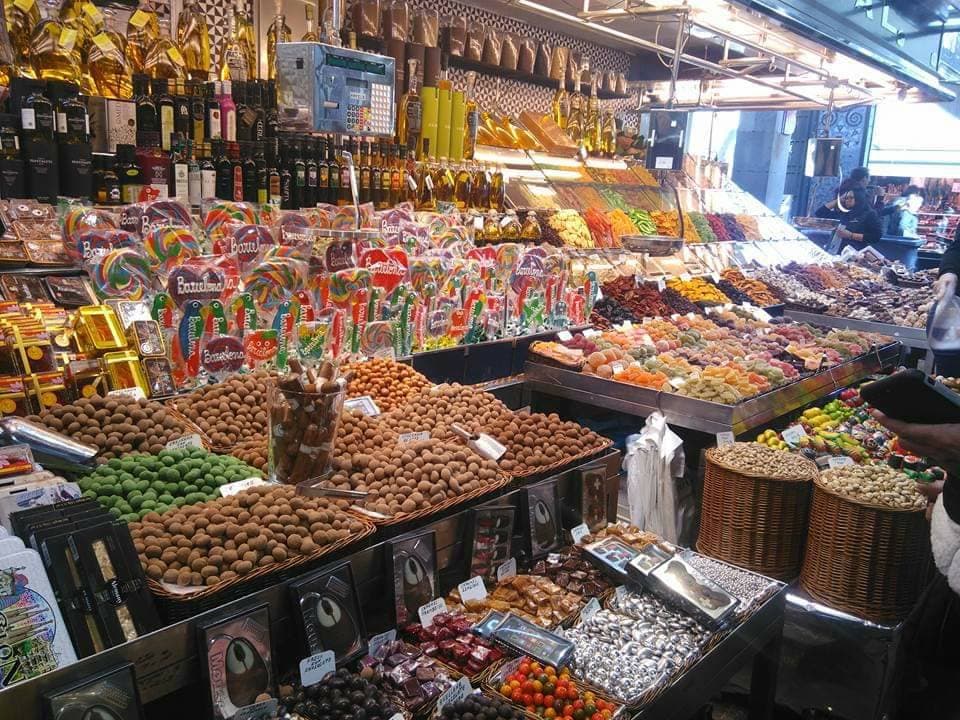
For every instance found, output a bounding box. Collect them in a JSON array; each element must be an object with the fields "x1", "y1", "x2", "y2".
[
  {"x1": 623, "y1": 412, "x2": 690, "y2": 544},
  {"x1": 929, "y1": 294, "x2": 960, "y2": 351}
]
